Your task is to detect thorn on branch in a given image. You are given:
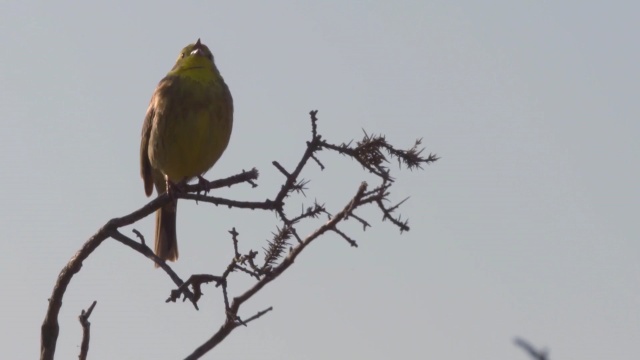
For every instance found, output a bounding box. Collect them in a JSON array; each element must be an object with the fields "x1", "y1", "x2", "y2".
[
  {"x1": 131, "y1": 229, "x2": 145, "y2": 246},
  {"x1": 290, "y1": 202, "x2": 327, "y2": 224},
  {"x1": 386, "y1": 196, "x2": 409, "y2": 214},
  {"x1": 262, "y1": 226, "x2": 294, "y2": 271},
  {"x1": 356, "y1": 130, "x2": 389, "y2": 168},
  {"x1": 276, "y1": 209, "x2": 303, "y2": 244},
  {"x1": 319, "y1": 129, "x2": 439, "y2": 182},
  {"x1": 385, "y1": 138, "x2": 439, "y2": 170},
  {"x1": 291, "y1": 179, "x2": 310, "y2": 196}
]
